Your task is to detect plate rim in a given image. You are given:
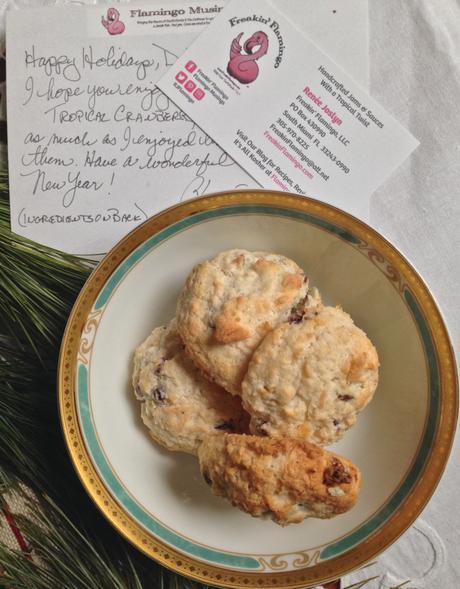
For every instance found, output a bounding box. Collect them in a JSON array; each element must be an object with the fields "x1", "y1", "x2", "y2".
[{"x1": 58, "y1": 190, "x2": 458, "y2": 588}]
